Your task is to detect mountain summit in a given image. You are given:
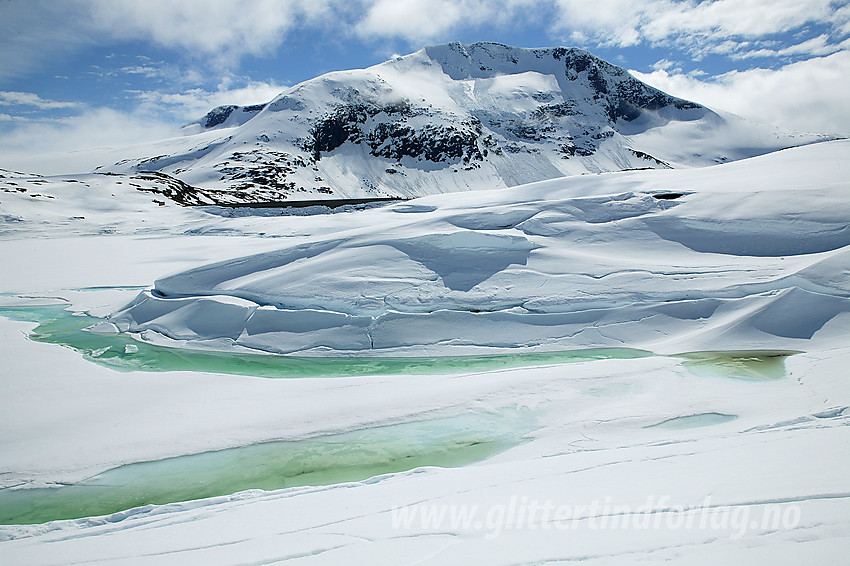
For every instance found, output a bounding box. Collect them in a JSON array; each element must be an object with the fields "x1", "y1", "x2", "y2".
[{"x1": 106, "y1": 42, "x2": 823, "y2": 204}]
